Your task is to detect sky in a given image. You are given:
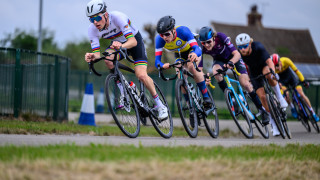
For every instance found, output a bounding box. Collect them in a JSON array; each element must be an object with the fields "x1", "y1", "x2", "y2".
[{"x1": 1, "y1": 0, "x2": 320, "y2": 55}]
